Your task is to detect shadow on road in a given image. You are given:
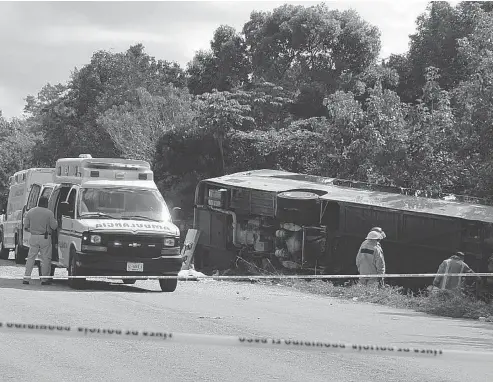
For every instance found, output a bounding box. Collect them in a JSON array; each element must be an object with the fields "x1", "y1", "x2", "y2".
[
  {"x1": 0, "y1": 278, "x2": 161, "y2": 293},
  {"x1": 1, "y1": 258, "x2": 166, "y2": 293}
]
